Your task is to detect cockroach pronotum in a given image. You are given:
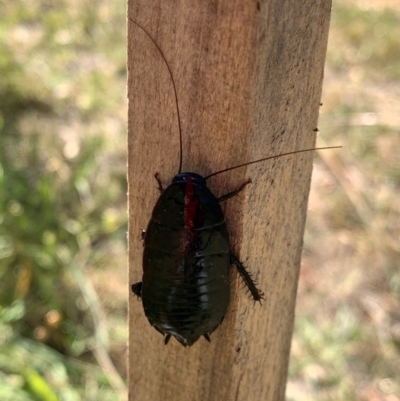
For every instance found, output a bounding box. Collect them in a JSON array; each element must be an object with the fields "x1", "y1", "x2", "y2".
[{"x1": 130, "y1": 19, "x2": 340, "y2": 346}]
